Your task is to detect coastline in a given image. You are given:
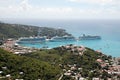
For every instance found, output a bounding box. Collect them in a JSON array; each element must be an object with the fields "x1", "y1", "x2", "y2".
[
  {"x1": 17, "y1": 39, "x2": 119, "y2": 57},
  {"x1": 0, "y1": 38, "x2": 119, "y2": 59}
]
